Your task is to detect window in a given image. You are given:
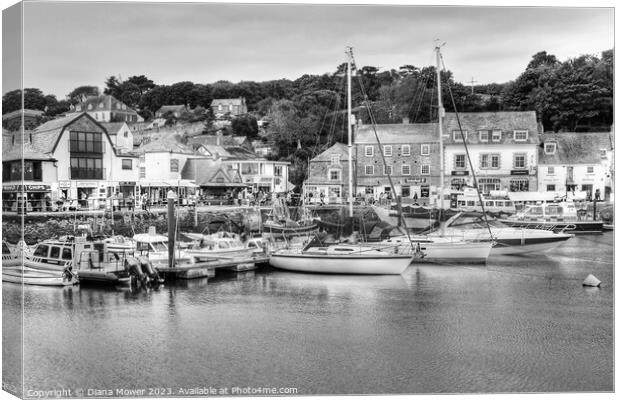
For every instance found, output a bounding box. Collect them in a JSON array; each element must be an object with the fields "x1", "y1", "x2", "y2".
[
  {"x1": 453, "y1": 130, "x2": 468, "y2": 141},
  {"x1": 70, "y1": 157, "x2": 103, "y2": 179},
  {"x1": 480, "y1": 154, "x2": 500, "y2": 169},
  {"x1": 454, "y1": 154, "x2": 466, "y2": 169},
  {"x1": 402, "y1": 145, "x2": 411, "y2": 156},
  {"x1": 513, "y1": 154, "x2": 526, "y2": 169},
  {"x1": 139, "y1": 167, "x2": 146, "y2": 178},
  {"x1": 76, "y1": 105, "x2": 82, "y2": 111},
  {"x1": 33, "y1": 245, "x2": 49, "y2": 257},
  {"x1": 116, "y1": 103, "x2": 122, "y2": 110},
  {"x1": 365, "y1": 165, "x2": 374, "y2": 175},
  {"x1": 509, "y1": 178, "x2": 529, "y2": 192},
  {"x1": 546, "y1": 184, "x2": 556, "y2": 192},
  {"x1": 330, "y1": 155, "x2": 341, "y2": 165},
  {"x1": 451, "y1": 178, "x2": 466, "y2": 190},
  {"x1": 492, "y1": 130, "x2": 502, "y2": 142},
  {"x1": 365, "y1": 146, "x2": 374, "y2": 157},
  {"x1": 544, "y1": 143, "x2": 557, "y2": 154},
  {"x1": 384, "y1": 165, "x2": 393, "y2": 175},
  {"x1": 99, "y1": 102, "x2": 104, "y2": 108},
  {"x1": 600, "y1": 149, "x2": 608, "y2": 158},
  {"x1": 87, "y1": 104, "x2": 93, "y2": 110},
  {"x1": 401, "y1": 186, "x2": 411, "y2": 197},
  {"x1": 50, "y1": 246, "x2": 61, "y2": 259},
  {"x1": 383, "y1": 145, "x2": 392, "y2": 157},
  {"x1": 420, "y1": 144, "x2": 430, "y2": 155},
  {"x1": 62, "y1": 248, "x2": 72, "y2": 260},
  {"x1": 402, "y1": 165, "x2": 411, "y2": 175},
  {"x1": 478, "y1": 178, "x2": 501, "y2": 194},
  {"x1": 514, "y1": 130, "x2": 528, "y2": 141},
  {"x1": 274, "y1": 165, "x2": 283, "y2": 177},
  {"x1": 70, "y1": 131, "x2": 103, "y2": 153},
  {"x1": 124, "y1": 131, "x2": 128, "y2": 138},
  {"x1": 421, "y1": 165, "x2": 430, "y2": 175},
  {"x1": 479, "y1": 130, "x2": 489, "y2": 141},
  {"x1": 328, "y1": 169, "x2": 341, "y2": 181},
  {"x1": 587, "y1": 166, "x2": 594, "y2": 174},
  {"x1": 122, "y1": 159, "x2": 132, "y2": 170},
  {"x1": 170, "y1": 159, "x2": 179, "y2": 173},
  {"x1": 547, "y1": 166, "x2": 555, "y2": 175}
]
